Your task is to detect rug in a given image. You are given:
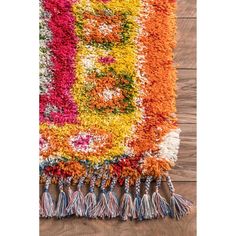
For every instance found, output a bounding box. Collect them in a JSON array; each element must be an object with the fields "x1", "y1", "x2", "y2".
[{"x1": 39, "y1": 0, "x2": 192, "y2": 220}]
